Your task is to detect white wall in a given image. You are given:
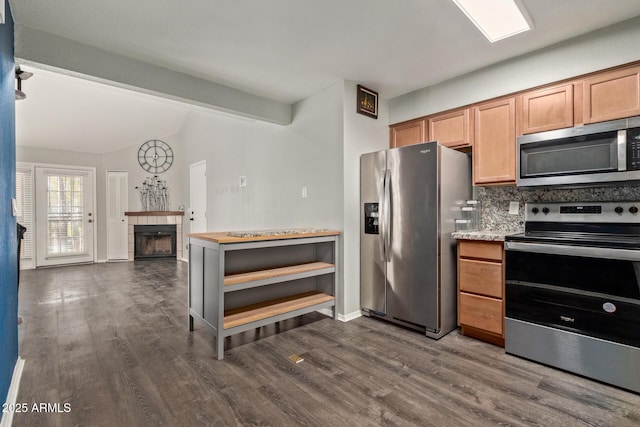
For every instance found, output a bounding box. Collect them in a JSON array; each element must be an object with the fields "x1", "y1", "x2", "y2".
[
  {"x1": 390, "y1": 15, "x2": 640, "y2": 124},
  {"x1": 341, "y1": 81, "x2": 389, "y2": 317},
  {"x1": 180, "y1": 83, "x2": 344, "y2": 232},
  {"x1": 179, "y1": 82, "x2": 347, "y2": 309},
  {"x1": 101, "y1": 135, "x2": 184, "y2": 213}
]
